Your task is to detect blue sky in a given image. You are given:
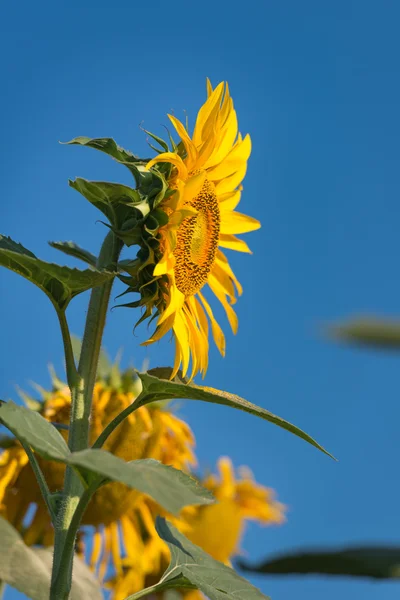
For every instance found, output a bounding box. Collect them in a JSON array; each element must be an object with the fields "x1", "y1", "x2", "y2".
[{"x1": 1, "y1": 1, "x2": 400, "y2": 599}]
